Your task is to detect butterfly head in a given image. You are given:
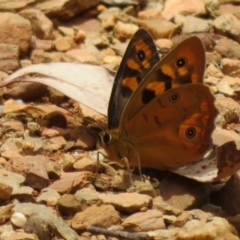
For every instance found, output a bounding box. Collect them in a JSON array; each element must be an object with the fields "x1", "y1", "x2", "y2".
[{"x1": 97, "y1": 129, "x2": 137, "y2": 167}]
